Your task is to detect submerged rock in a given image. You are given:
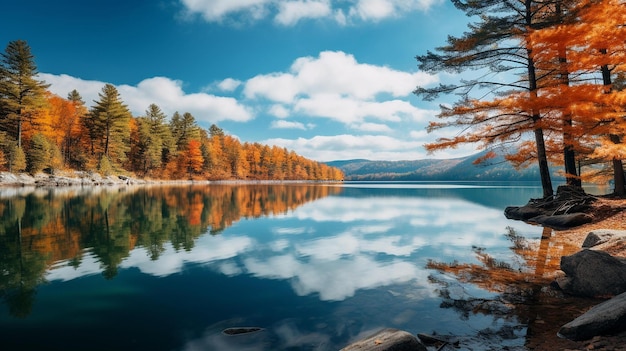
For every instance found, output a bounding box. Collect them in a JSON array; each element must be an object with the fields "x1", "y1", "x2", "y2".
[
  {"x1": 222, "y1": 327, "x2": 264, "y2": 335},
  {"x1": 341, "y1": 328, "x2": 427, "y2": 351},
  {"x1": 559, "y1": 292, "x2": 626, "y2": 341}
]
